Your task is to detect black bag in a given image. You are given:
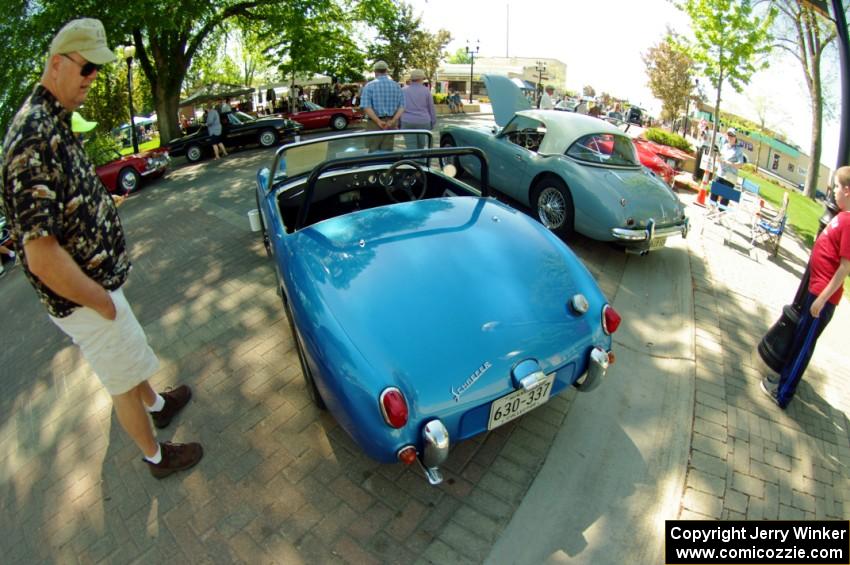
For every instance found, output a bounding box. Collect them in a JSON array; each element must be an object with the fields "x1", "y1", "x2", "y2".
[
  {"x1": 758, "y1": 303, "x2": 801, "y2": 373},
  {"x1": 758, "y1": 268, "x2": 810, "y2": 373}
]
